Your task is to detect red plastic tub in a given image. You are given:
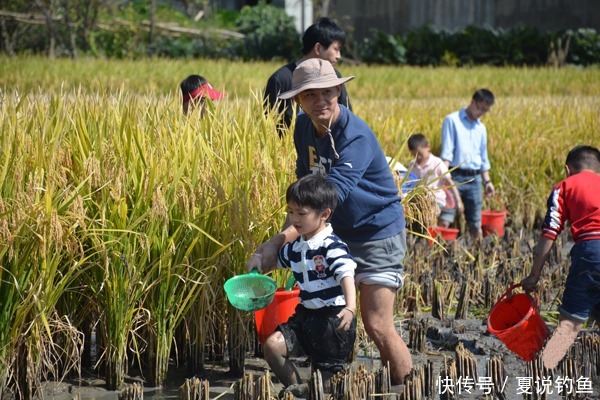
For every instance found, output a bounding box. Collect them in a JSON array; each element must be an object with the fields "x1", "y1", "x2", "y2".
[
  {"x1": 254, "y1": 287, "x2": 300, "y2": 343},
  {"x1": 481, "y1": 209, "x2": 507, "y2": 237},
  {"x1": 427, "y1": 226, "x2": 459, "y2": 246},
  {"x1": 482, "y1": 196, "x2": 507, "y2": 237}
]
